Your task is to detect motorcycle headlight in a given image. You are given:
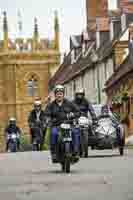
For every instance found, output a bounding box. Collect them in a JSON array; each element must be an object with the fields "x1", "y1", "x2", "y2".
[
  {"x1": 78, "y1": 117, "x2": 89, "y2": 126},
  {"x1": 11, "y1": 134, "x2": 17, "y2": 139},
  {"x1": 60, "y1": 123, "x2": 71, "y2": 129}
]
